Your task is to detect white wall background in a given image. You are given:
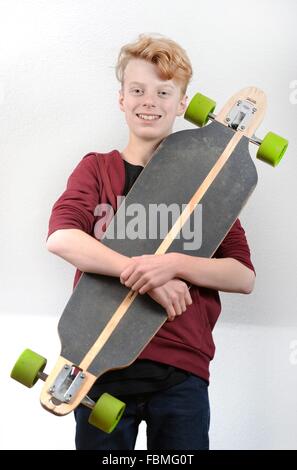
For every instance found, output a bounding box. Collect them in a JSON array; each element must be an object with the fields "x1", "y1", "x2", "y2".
[{"x1": 1, "y1": 0, "x2": 296, "y2": 450}]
